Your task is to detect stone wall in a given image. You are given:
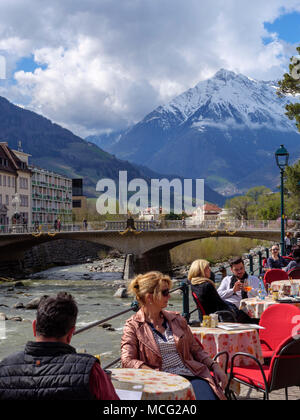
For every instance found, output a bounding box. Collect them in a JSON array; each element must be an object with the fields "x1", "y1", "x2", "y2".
[{"x1": 0, "y1": 239, "x2": 109, "y2": 278}]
